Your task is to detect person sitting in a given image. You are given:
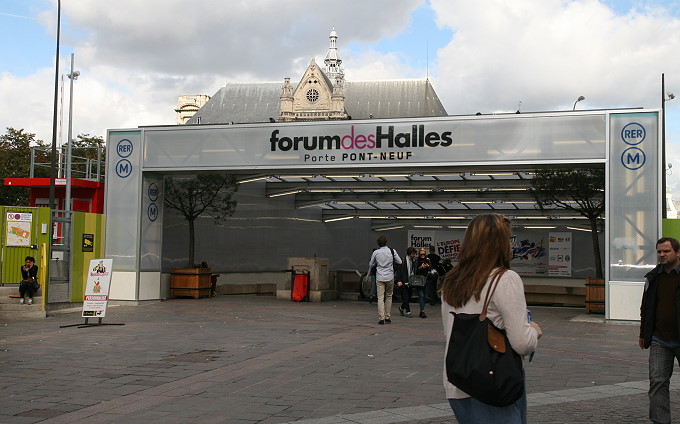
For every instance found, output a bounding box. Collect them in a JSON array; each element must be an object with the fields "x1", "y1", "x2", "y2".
[{"x1": 18, "y1": 256, "x2": 39, "y2": 305}]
